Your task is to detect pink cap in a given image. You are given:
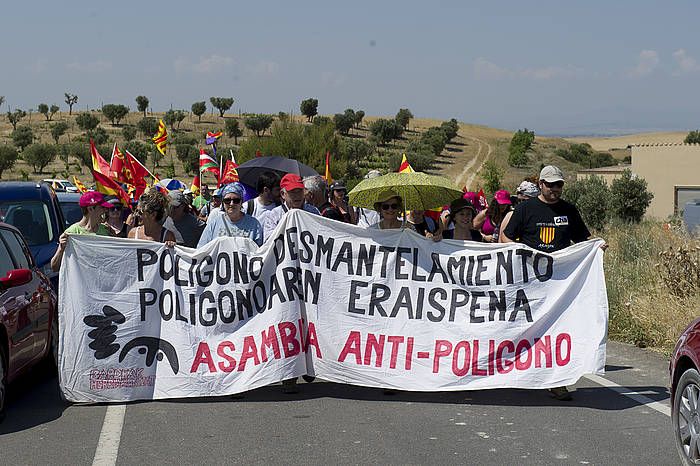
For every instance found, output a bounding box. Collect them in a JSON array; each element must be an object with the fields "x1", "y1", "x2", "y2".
[
  {"x1": 79, "y1": 191, "x2": 113, "y2": 208},
  {"x1": 493, "y1": 189, "x2": 512, "y2": 205}
]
